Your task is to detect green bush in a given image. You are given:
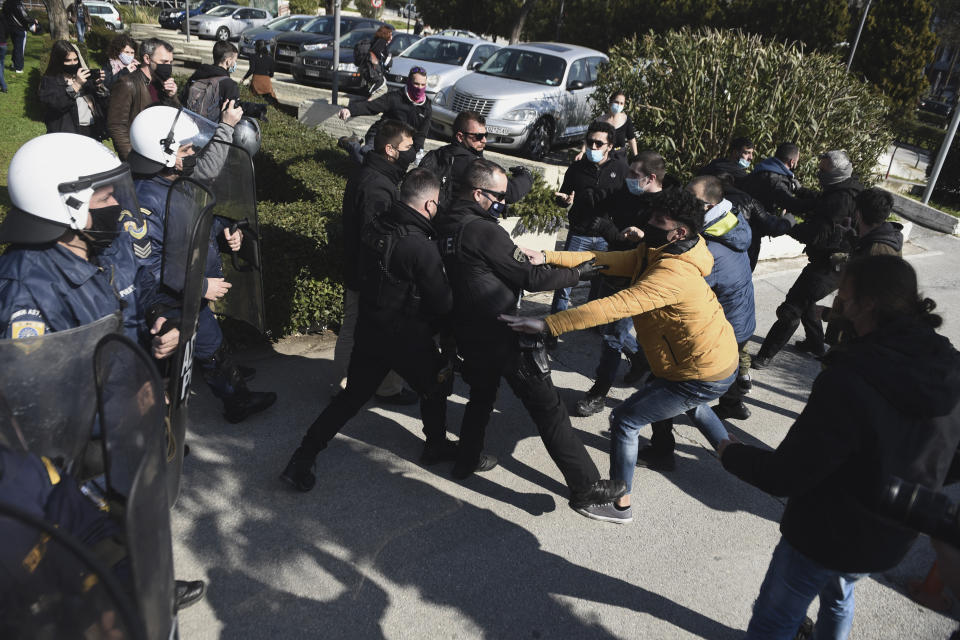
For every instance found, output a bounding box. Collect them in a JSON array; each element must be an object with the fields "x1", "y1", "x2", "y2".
[
  {"x1": 890, "y1": 116, "x2": 944, "y2": 154},
  {"x1": 116, "y1": 4, "x2": 160, "y2": 26},
  {"x1": 595, "y1": 28, "x2": 892, "y2": 187},
  {"x1": 288, "y1": 0, "x2": 319, "y2": 16},
  {"x1": 509, "y1": 172, "x2": 566, "y2": 236}
]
